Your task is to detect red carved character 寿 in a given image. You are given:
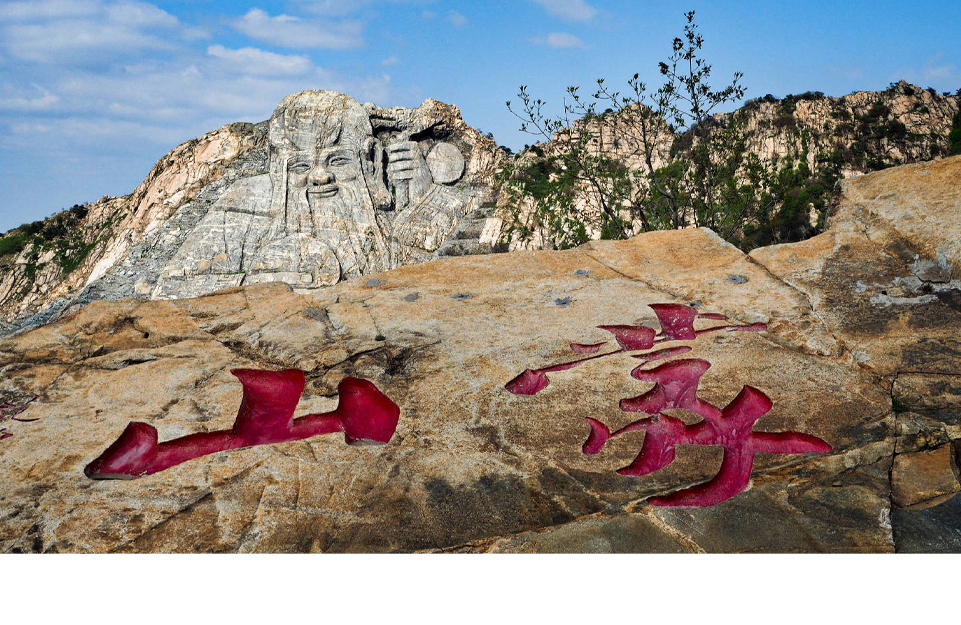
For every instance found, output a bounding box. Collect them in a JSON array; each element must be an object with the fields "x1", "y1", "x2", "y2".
[{"x1": 507, "y1": 303, "x2": 831, "y2": 507}]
